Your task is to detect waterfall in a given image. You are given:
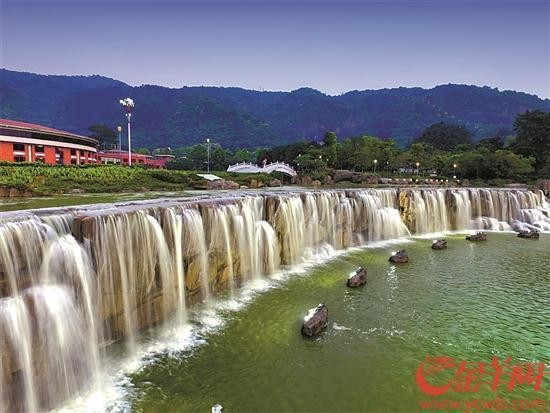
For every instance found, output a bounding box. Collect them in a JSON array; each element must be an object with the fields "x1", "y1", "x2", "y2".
[{"x1": 0, "y1": 187, "x2": 548, "y2": 412}]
